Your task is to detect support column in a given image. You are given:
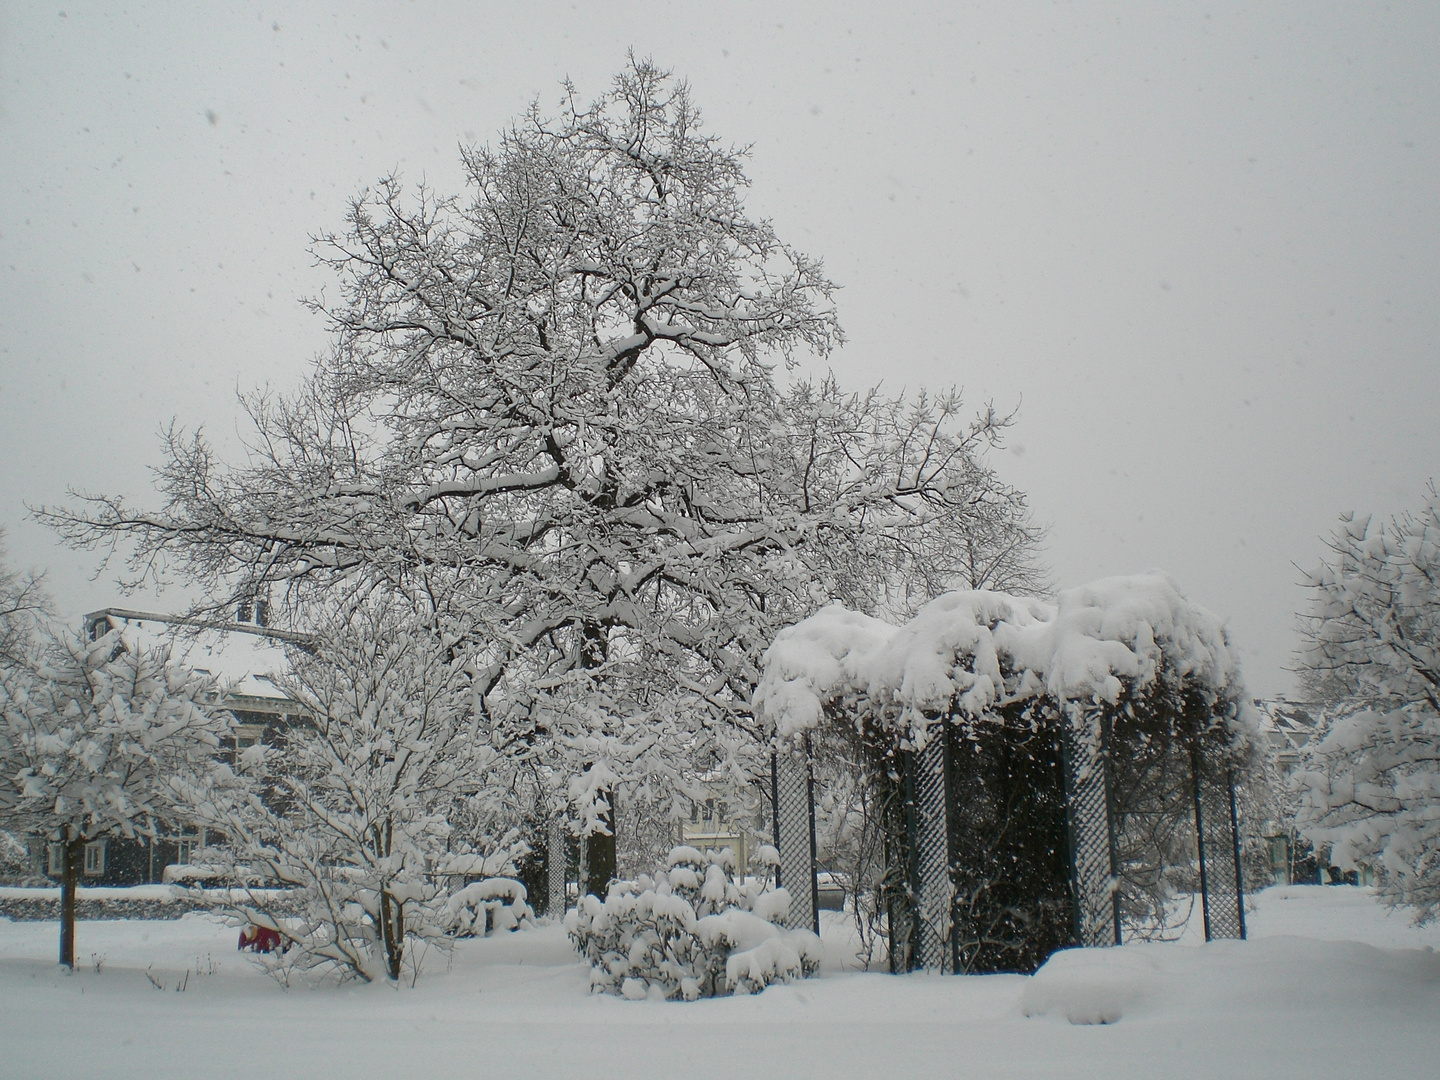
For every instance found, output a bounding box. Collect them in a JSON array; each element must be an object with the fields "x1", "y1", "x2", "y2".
[
  {"x1": 547, "y1": 815, "x2": 567, "y2": 917},
  {"x1": 1191, "y1": 747, "x2": 1245, "y2": 941},
  {"x1": 913, "y1": 720, "x2": 954, "y2": 973},
  {"x1": 771, "y1": 736, "x2": 818, "y2": 935},
  {"x1": 1064, "y1": 708, "x2": 1121, "y2": 948}
]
